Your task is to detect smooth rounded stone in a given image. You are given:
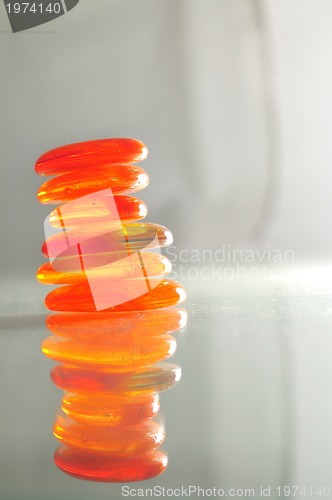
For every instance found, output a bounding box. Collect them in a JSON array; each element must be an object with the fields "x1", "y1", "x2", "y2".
[
  {"x1": 54, "y1": 446, "x2": 168, "y2": 482},
  {"x1": 53, "y1": 412, "x2": 164, "y2": 455},
  {"x1": 48, "y1": 195, "x2": 148, "y2": 229},
  {"x1": 44, "y1": 279, "x2": 186, "y2": 312},
  {"x1": 42, "y1": 333, "x2": 176, "y2": 370},
  {"x1": 62, "y1": 392, "x2": 160, "y2": 426},
  {"x1": 35, "y1": 138, "x2": 148, "y2": 176},
  {"x1": 37, "y1": 165, "x2": 149, "y2": 204},
  {"x1": 46, "y1": 308, "x2": 187, "y2": 339},
  {"x1": 41, "y1": 222, "x2": 173, "y2": 267},
  {"x1": 37, "y1": 252, "x2": 171, "y2": 285},
  {"x1": 51, "y1": 362, "x2": 181, "y2": 394}
]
